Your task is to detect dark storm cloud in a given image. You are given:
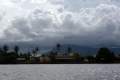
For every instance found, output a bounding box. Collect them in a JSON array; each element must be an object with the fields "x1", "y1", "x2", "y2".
[{"x1": 0, "y1": 0, "x2": 120, "y2": 47}]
